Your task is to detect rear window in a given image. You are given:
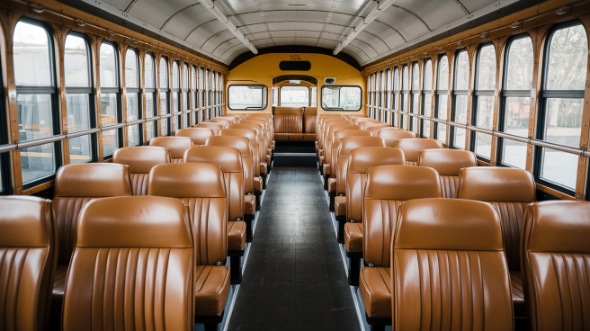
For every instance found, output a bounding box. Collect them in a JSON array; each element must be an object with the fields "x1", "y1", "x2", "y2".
[
  {"x1": 321, "y1": 86, "x2": 361, "y2": 111},
  {"x1": 228, "y1": 85, "x2": 267, "y2": 110}
]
